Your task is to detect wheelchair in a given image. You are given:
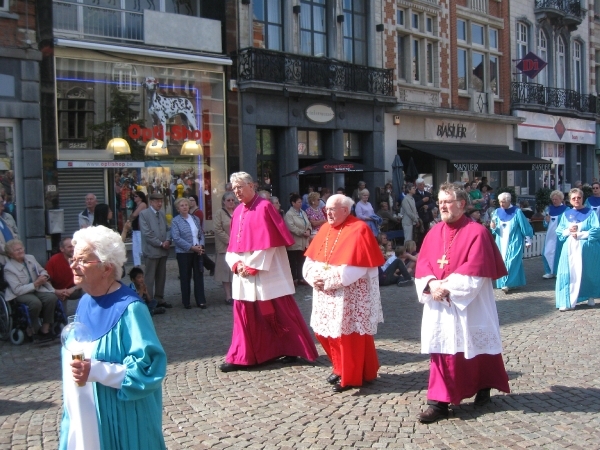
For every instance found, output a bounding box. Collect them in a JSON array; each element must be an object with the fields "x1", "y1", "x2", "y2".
[{"x1": 0, "y1": 292, "x2": 68, "y2": 345}]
